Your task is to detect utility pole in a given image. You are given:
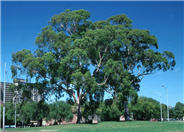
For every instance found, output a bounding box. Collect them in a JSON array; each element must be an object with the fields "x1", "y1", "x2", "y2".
[
  {"x1": 3, "y1": 63, "x2": 6, "y2": 132},
  {"x1": 162, "y1": 85, "x2": 169, "y2": 121}
]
